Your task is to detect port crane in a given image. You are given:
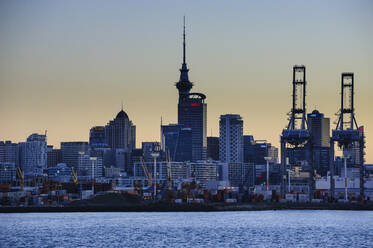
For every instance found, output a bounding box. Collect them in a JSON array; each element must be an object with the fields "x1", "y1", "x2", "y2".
[
  {"x1": 330, "y1": 73, "x2": 365, "y2": 199},
  {"x1": 280, "y1": 65, "x2": 313, "y2": 198},
  {"x1": 16, "y1": 166, "x2": 24, "y2": 191},
  {"x1": 166, "y1": 148, "x2": 173, "y2": 190}
]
